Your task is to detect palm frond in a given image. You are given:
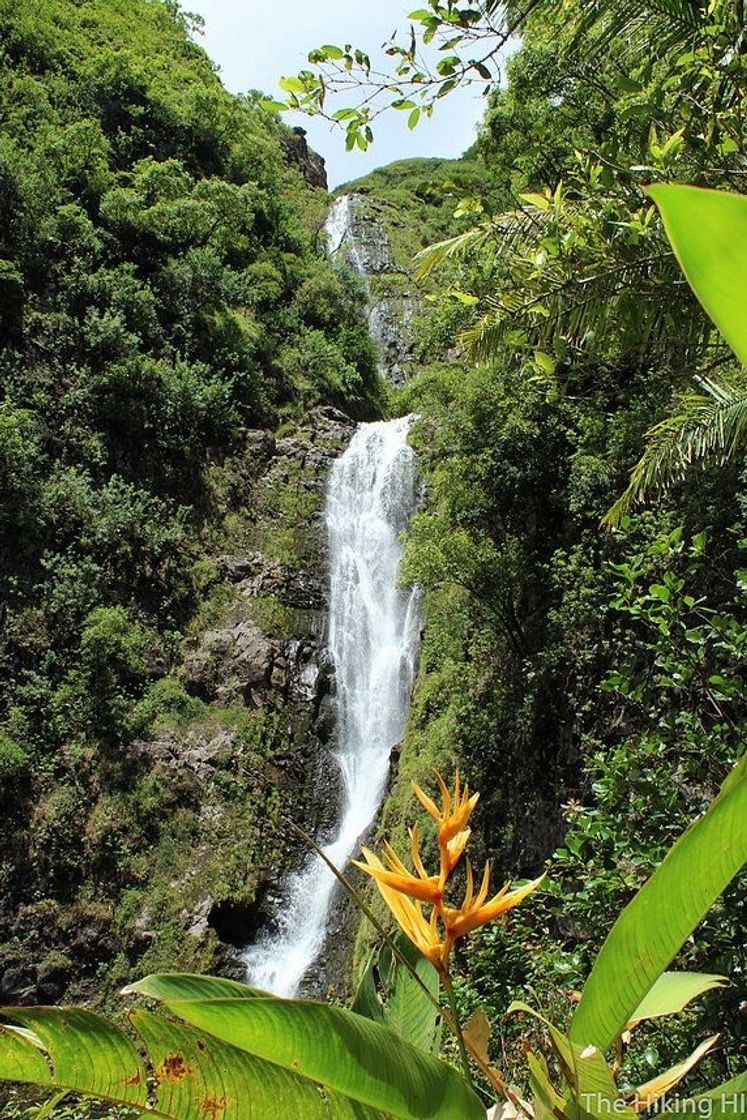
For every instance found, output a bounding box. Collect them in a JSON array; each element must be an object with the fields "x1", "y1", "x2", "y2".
[
  {"x1": 414, "y1": 207, "x2": 546, "y2": 280},
  {"x1": 414, "y1": 226, "x2": 496, "y2": 280},
  {"x1": 459, "y1": 251, "x2": 706, "y2": 365},
  {"x1": 603, "y1": 374, "x2": 747, "y2": 527},
  {"x1": 553, "y1": 0, "x2": 711, "y2": 63}
]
